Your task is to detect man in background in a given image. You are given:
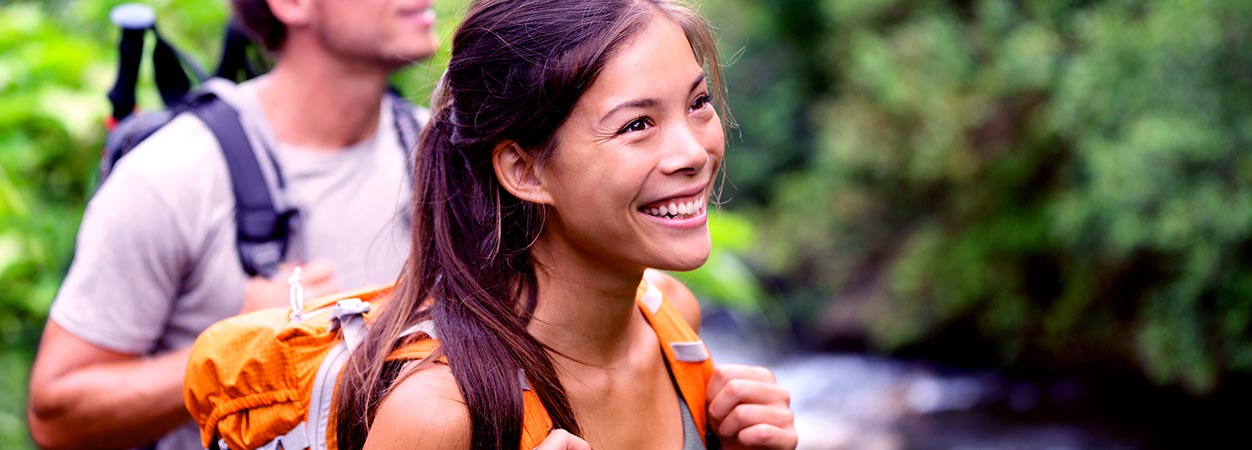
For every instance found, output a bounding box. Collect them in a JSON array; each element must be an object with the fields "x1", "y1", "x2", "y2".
[{"x1": 26, "y1": 0, "x2": 439, "y2": 448}]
